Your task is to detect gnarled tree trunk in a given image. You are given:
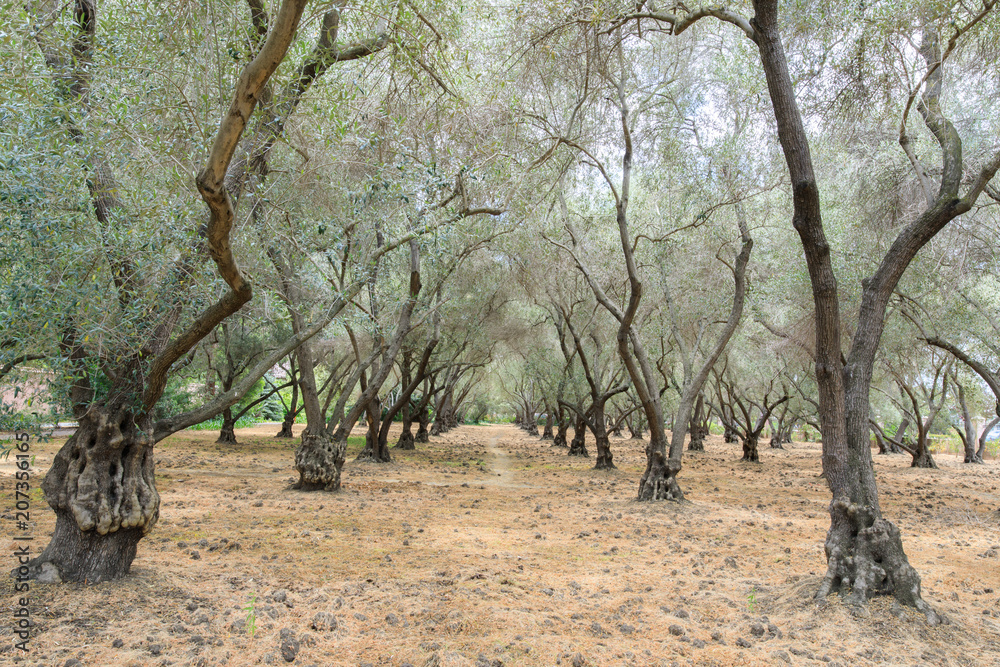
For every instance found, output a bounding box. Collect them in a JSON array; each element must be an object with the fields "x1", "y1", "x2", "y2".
[
  {"x1": 553, "y1": 407, "x2": 569, "y2": 447},
  {"x1": 275, "y1": 413, "x2": 296, "y2": 438},
  {"x1": 567, "y1": 416, "x2": 589, "y2": 457},
  {"x1": 293, "y1": 430, "x2": 346, "y2": 491},
  {"x1": 688, "y1": 395, "x2": 709, "y2": 452},
  {"x1": 591, "y1": 411, "x2": 615, "y2": 470},
  {"x1": 356, "y1": 397, "x2": 391, "y2": 463},
  {"x1": 29, "y1": 405, "x2": 159, "y2": 583},
  {"x1": 396, "y1": 401, "x2": 416, "y2": 450},
  {"x1": 416, "y1": 405, "x2": 430, "y2": 442},
  {"x1": 217, "y1": 407, "x2": 238, "y2": 444},
  {"x1": 541, "y1": 410, "x2": 554, "y2": 440}
]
